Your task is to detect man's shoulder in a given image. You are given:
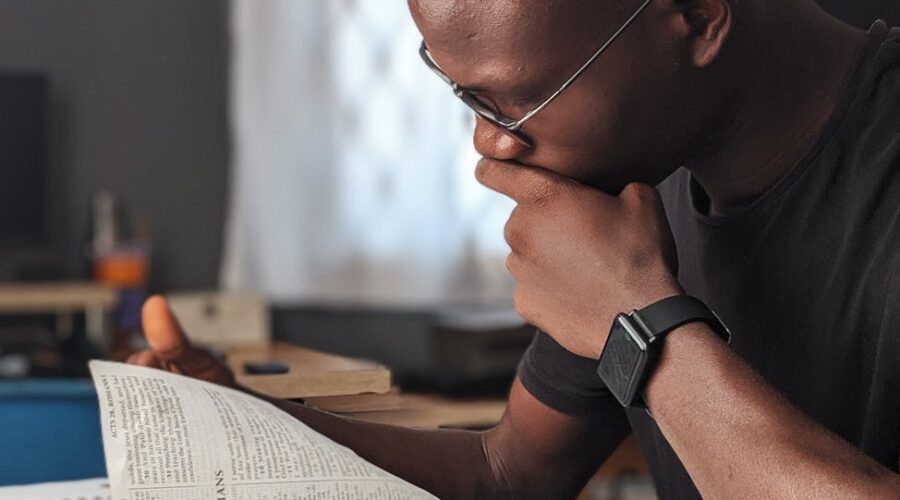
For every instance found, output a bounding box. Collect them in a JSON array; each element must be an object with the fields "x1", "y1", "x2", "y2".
[
  {"x1": 819, "y1": 25, "x2": 900, "y2": 204},
  {"x1": 840, "y1": 28, "x2": 900, "y2": 197},
  {"x1": 850, "y1": 25, "x2": 900, "y2": 138},
  {"x1": 867, "y1": 23, "x2": 900, "y2": 81}
]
